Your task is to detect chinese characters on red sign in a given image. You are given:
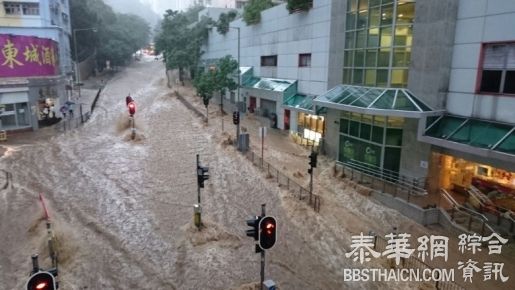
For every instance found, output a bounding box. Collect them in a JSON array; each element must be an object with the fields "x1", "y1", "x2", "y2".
[{"x1": 0, "y1": 34, "x2": 58, "y2": 77}]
